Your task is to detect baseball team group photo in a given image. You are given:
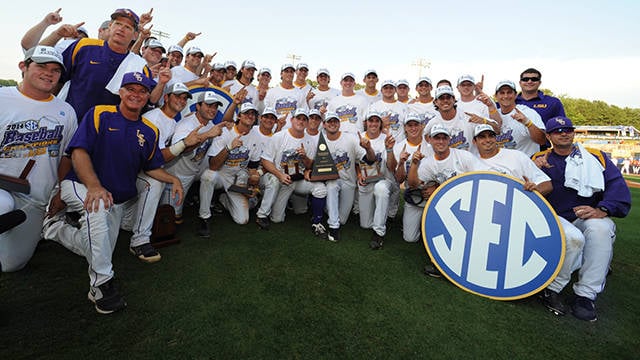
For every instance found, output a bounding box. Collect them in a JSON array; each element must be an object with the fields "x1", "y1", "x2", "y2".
[{"x1": 1, "y1": 4, "x2": 638, "y2": 359}]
